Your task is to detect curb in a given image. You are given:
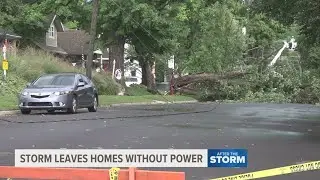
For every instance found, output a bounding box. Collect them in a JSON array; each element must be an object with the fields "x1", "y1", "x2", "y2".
[
  {"x1": 109, "y1": 100, "x2": 199, "y2": 107},
  {"x1": 0, "y1": 110, "x2": 19, "y2": 116},
  {"x1": 0, "y1": 100, "x2": 199, "y2": 116}
]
